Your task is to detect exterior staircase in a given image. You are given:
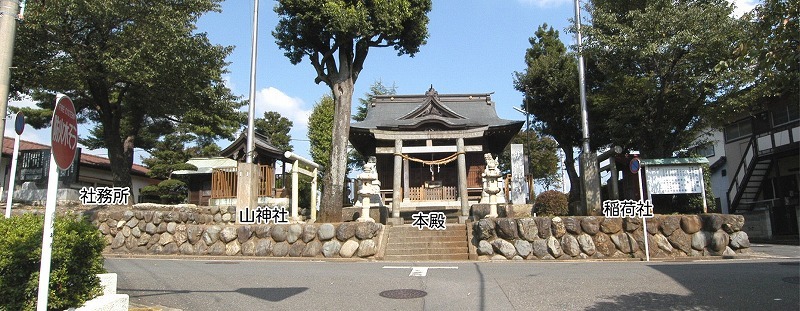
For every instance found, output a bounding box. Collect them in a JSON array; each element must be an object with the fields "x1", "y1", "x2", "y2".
[{"x1": 384, "y1": 224, "x2": 470, "y2": 261}]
